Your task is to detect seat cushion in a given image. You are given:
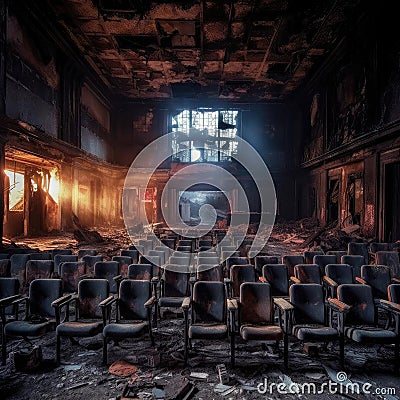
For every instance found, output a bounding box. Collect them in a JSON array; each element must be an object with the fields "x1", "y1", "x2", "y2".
[
  {"x1": 293, "y1": 324, "x2": 338, "y2": 341},
  {"x1": 56, "y1": 321, "x2": 103, "y2": 337},
  {"x1": 103, "y1": 322, "x2": 147, "y2": 339},
  {"x1": 5, "y1": 321, "x2": 51, "y2": 337},
  {"x1": 240, "y1": 324, "x2": 283, "y2": 341},
  {"x1": 189, "y1": 323, "x2": 227, "y2": 339},
  {"x1": 158, "y1": 297, "x2": 184, "y2": 308},
  {"x1": 345, "y1": 326, "x2": 397, "y2": 343}
]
